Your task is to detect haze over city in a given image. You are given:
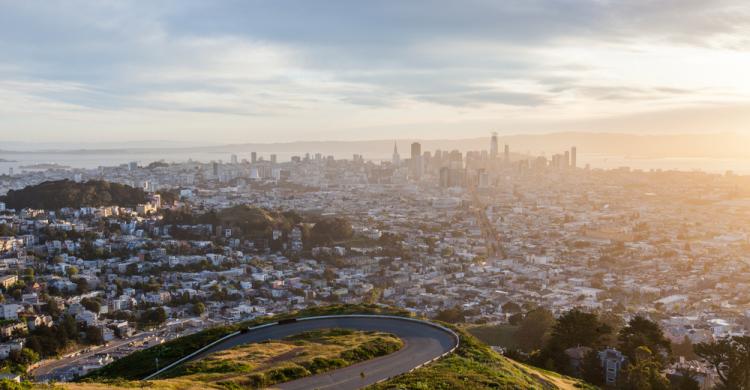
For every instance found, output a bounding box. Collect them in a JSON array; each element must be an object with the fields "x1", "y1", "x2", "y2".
[{"x1": 2, "y1": 2, "x2": 750, "y2": 390}]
